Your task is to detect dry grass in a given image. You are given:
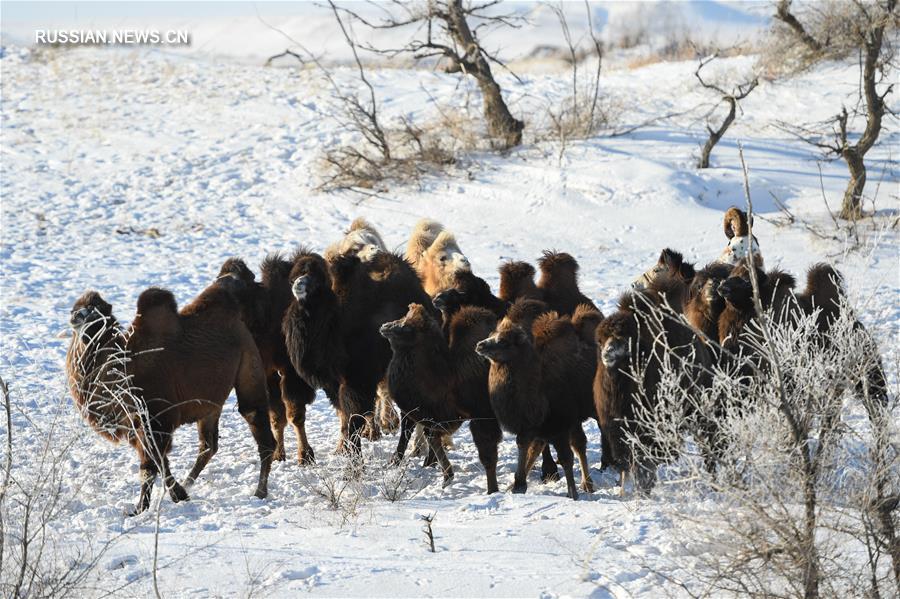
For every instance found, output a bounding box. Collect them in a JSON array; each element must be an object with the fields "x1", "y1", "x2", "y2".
[
  {"x1": 625, "y1": 39, "x2": 756, "y2": 70},
  {"x1": 529, "y1": 88, "x2": 623, "y2": 148},
  {"x1": 317, "y1": 108, "x2": 483, "y2": 192}
]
